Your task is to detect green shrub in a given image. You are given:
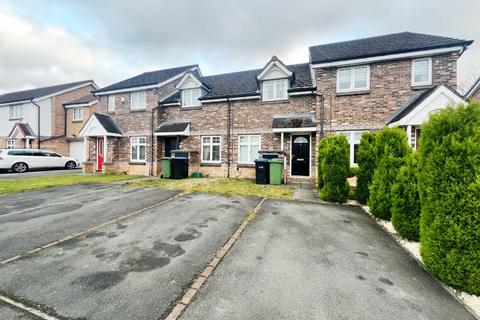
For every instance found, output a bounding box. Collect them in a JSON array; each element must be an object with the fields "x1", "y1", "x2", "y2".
[
  {"x1": 369, "y1": 127, "x2": 410, "y2": 220},
  {"x1": 391, "y1": 152, "x2": 420, "y2": 241},
  {"x1": 356, "y1": 131, "x2": 377, "y2": 204},
  {"x1": 318, "y1": 135, "x2": 350, "y2": 203},
  {"x1": 418, "y1": 102, "x2": 480, "y2": 294},
  {"x1": 317, "y1": 141, "x2": 324, "y2": 190}
]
